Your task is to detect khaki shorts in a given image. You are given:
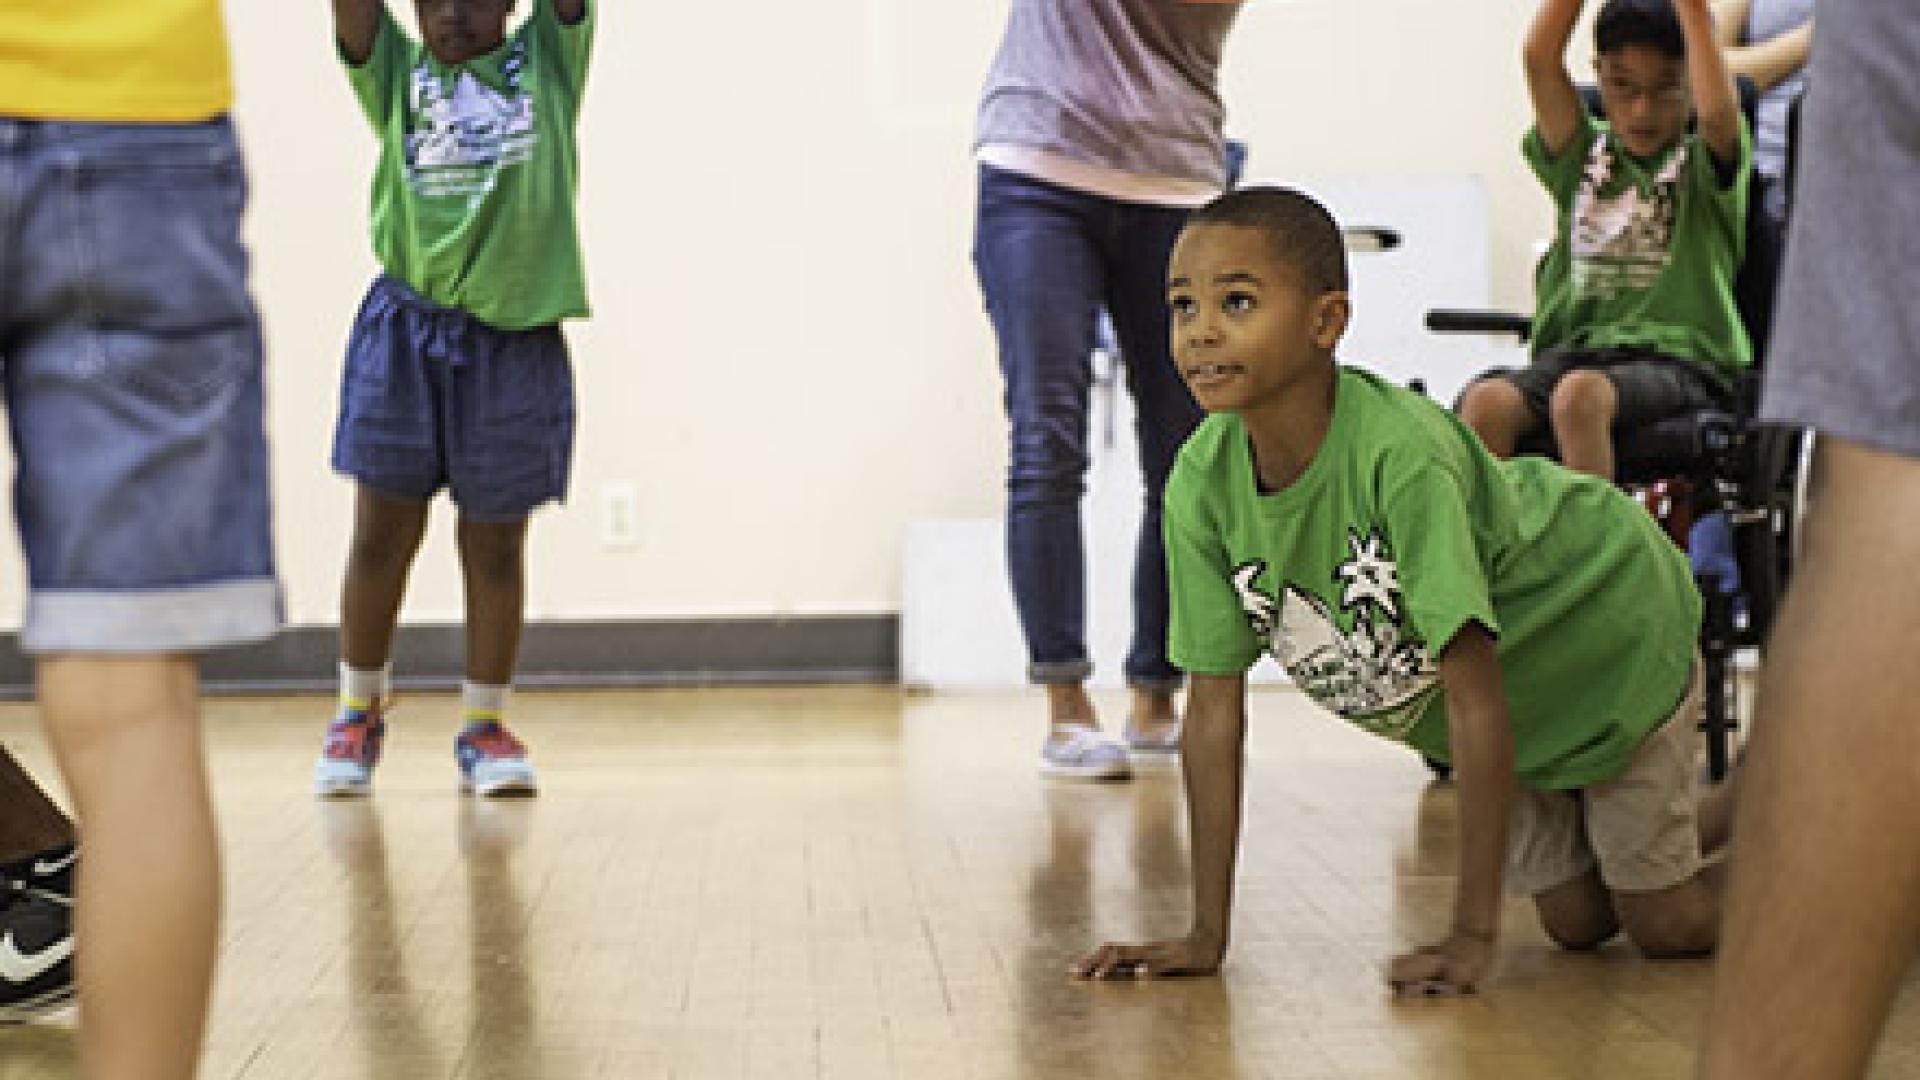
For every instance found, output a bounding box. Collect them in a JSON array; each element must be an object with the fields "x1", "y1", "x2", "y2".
[{"x1": 1505, "y1": 661, "x2": 1705, "y2": 896}]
